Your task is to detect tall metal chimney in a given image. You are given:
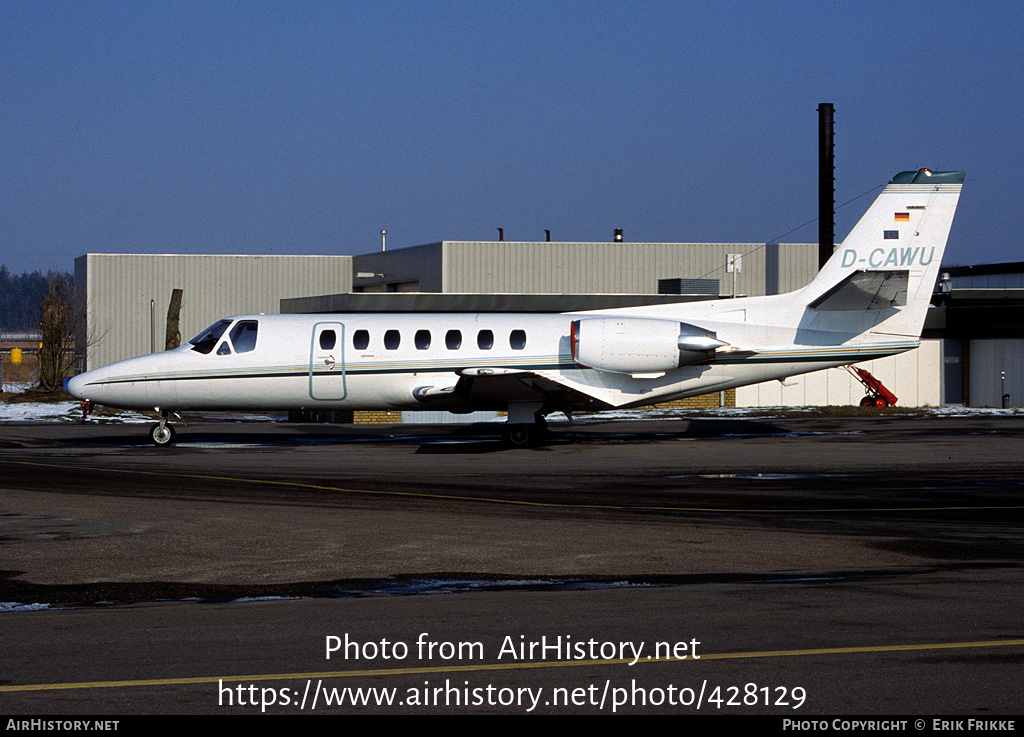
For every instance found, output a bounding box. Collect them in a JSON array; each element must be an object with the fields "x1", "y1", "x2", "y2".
[{"x1": 818, "y1": 103, "x2": 835, "y2": 270}]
